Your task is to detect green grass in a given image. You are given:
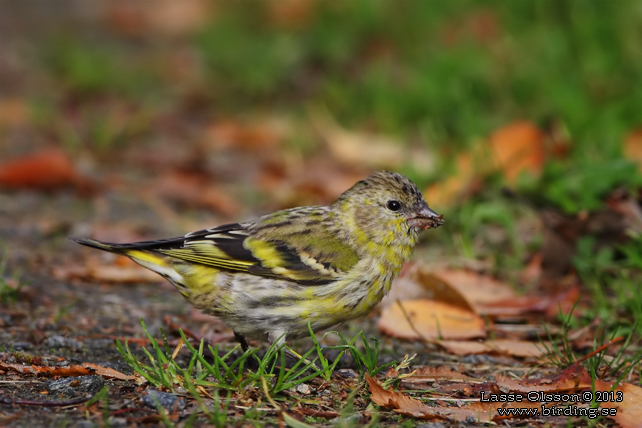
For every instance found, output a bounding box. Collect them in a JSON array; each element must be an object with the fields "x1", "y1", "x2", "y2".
[
  {"x1": 115, "y1": 319, "x2": 407, "y2": 426},
  {"x1": 117, "y1": 319, "x2": 398, "y2": 395},
  {"x1": 0, "y1": 246, "x2": 25, "y2": 305}
]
